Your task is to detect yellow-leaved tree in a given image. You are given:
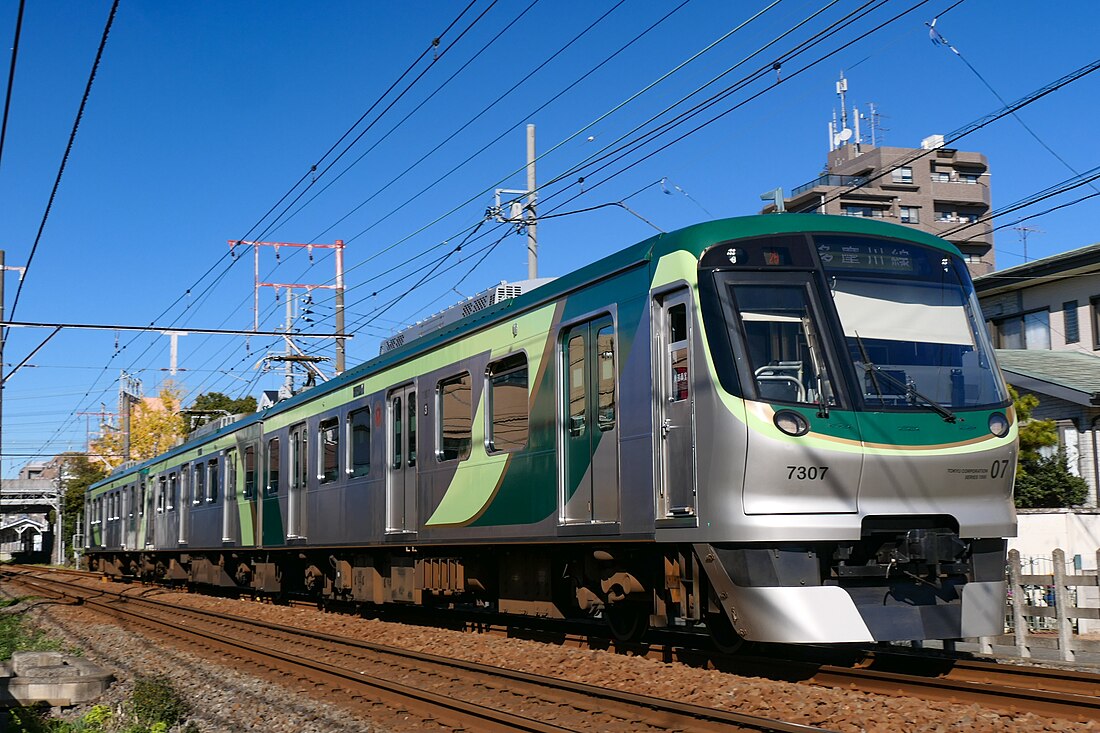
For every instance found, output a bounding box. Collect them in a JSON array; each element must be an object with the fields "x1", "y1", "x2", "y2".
[{"x1": 92, "y1": 383, "x2": 188, "y2": 471}]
